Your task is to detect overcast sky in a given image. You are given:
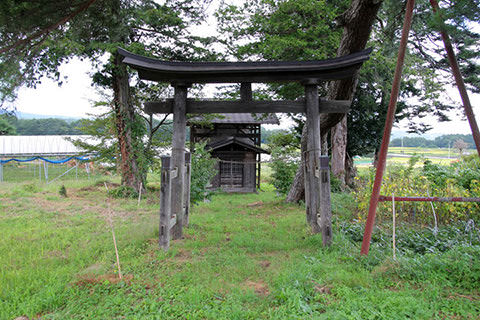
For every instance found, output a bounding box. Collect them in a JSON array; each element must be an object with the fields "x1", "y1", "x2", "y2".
[{"x1": 12, "y1": 2, "x2": 480, "y2": 136}]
